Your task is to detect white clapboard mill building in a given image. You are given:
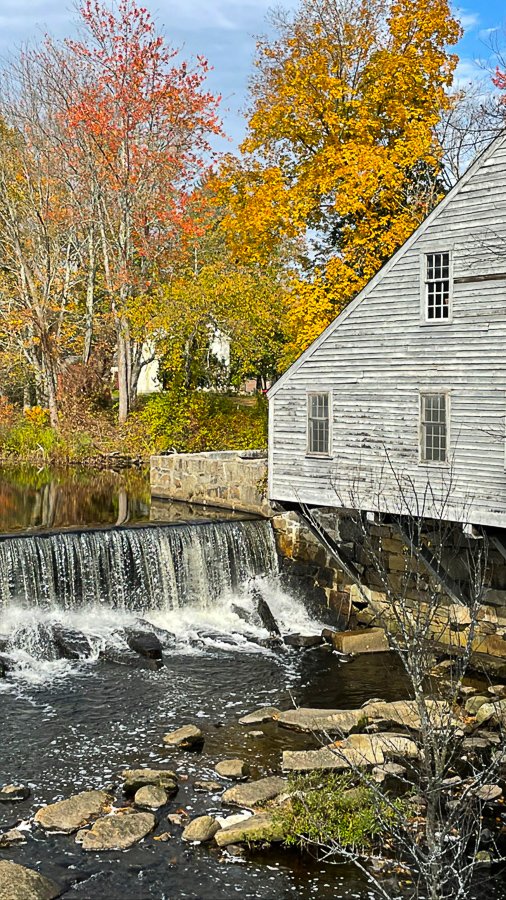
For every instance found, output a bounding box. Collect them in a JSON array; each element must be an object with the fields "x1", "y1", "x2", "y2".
[{"x1": 268, "y1": 131, "x2": 506, "y2": 530}]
